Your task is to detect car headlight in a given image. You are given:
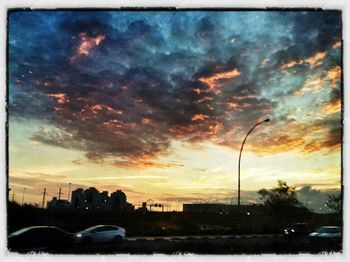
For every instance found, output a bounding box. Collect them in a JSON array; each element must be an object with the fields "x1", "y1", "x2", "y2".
[{"x1": 76, "y1": 233, "x2": 82, "y2": 238}]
